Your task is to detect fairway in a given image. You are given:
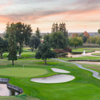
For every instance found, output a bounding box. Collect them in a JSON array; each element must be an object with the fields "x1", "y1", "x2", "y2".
[
  {"x1": 0, "y1": 48, "x2": 100, "y2": 100},
  {"x1": 0, "y1": 68, "x2": 48, "y2": 78},
  {"x1": 0, "y1": 58, "x2": 100, "y2": 100}
]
